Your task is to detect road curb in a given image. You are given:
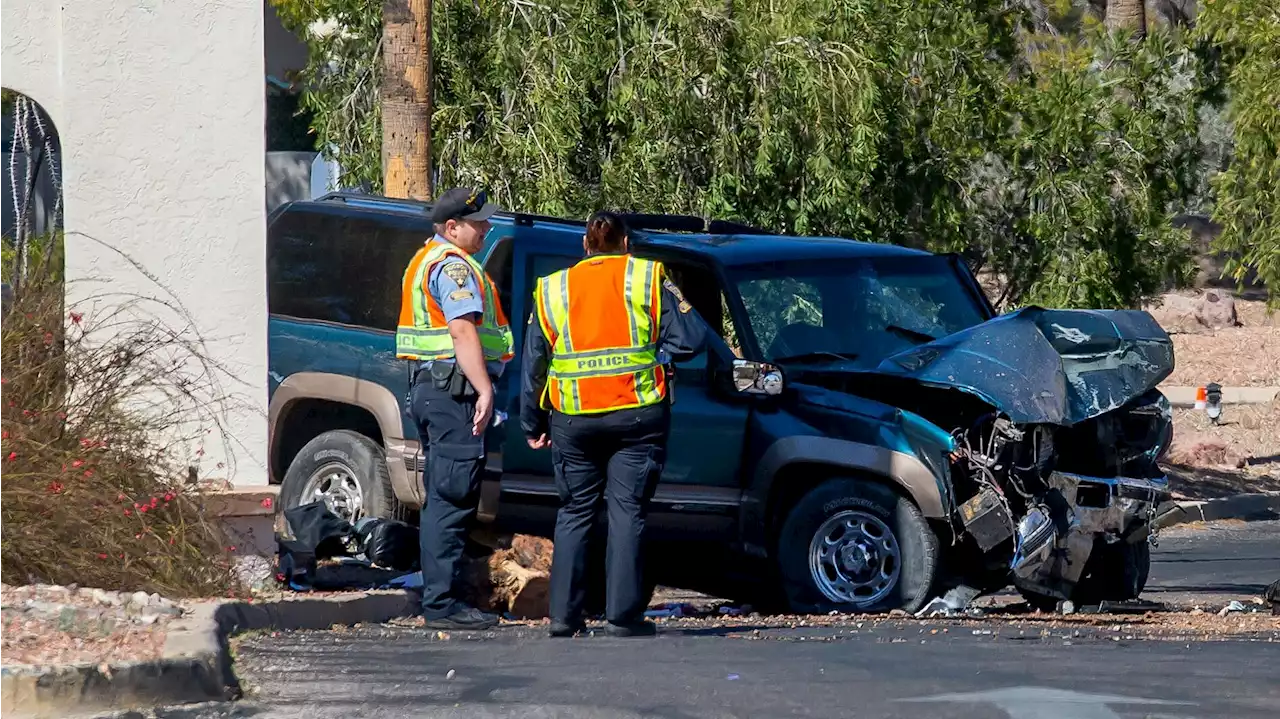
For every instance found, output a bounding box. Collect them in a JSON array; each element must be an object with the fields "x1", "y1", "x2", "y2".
[
  {"x1": 0, "y1": 590, "x2": 418, "y2": 719},
  {"x1": 1161, "y1": 385, "x2": 1278, "y2": 408},
  {"x1": 1156, "y1": 491, "x2": 1280, "y2": 529}
]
